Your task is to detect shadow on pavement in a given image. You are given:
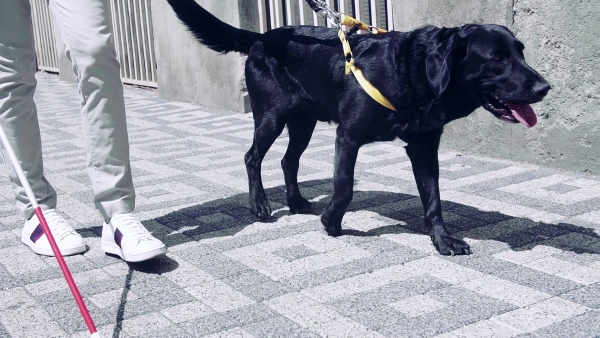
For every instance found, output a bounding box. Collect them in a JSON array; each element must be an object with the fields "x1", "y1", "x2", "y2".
[
  {"x1": 102, "y1": 178, "x2": 598, "y2": 337},
  {"x1": 144, "y1": 179, "x2": 600, "y2": 255}
]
